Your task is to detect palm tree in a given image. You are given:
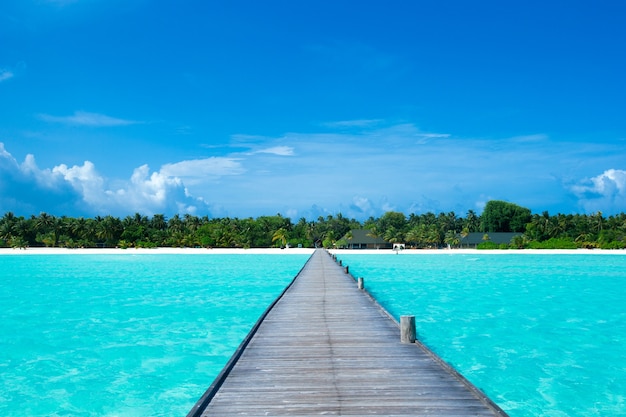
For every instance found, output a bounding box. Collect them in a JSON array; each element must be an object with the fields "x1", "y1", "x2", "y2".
[
  {"x1": 322, "y1": 230, "x2": 336, "y2": 249},
  {"x1": 36, "y1": 215, "x2": 65, "y2": 247},
  {"x1": 444, "y1": 230, "x2": 460, "y2": 248},
  {"x1": 425, "y1": 225, "x2": 441, "y2": 248},
  {"x1": 183, "y1": 213, "x2": 200, "y2": 233},
  {"x1": 34, "y1": 212, "x2": 55, "y2": 234},
  {"x1": 168, "y1": 214, "x2": 184, "y2": 234},
  {"x1": 366, "y1": 226, "x2": 379, "y2": 239},
  {"x1": 10, "y1": 217, "x2": 32, "y2": 247},
  {"x1": 591, "y1": 211, "x2": 604, "y2": 233},
  {"x1": 65, "y1": 217, "x2": 90, "y2": 246},
  {"x1": 0, "y1": 212, "x2": 17, "y2": 243},
  {"x1": 511, "y1": 234, "x2": 528, "y2": 249},
  {"x1": 464, "y1": 210, "x2": 480, "y2": 232},
  {"x1": 366, "y1": 226, "x2": 382, "y2": 249},
  {"x1": 150, "y1": 214, "x2": 167, "y2": 231},
  {"x1": 10, "y1": 235, "x2": 28, "y2": 249},
  {"x1": 405, "y1": 226, "x2": 423, "y2": 248},
  {"x1": 272, "y1": 228, "x2": 288, "y2": 248},
  {"x1": 96, "y1": 215, "x2": 123, "y2": 247},
  {"x1": 383, "y1": 227, "x2": 404, "y2": 244}
]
